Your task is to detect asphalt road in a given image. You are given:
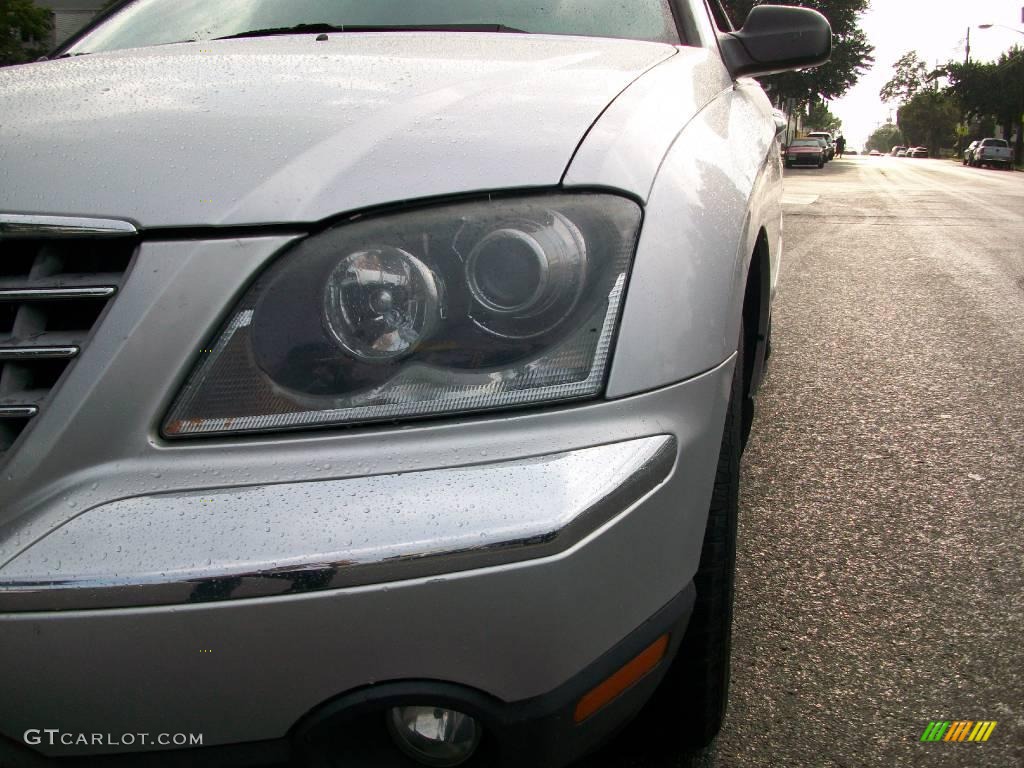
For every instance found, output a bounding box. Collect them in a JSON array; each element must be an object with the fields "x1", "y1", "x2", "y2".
[{"x1": 582, "y1": 157, "x2": 1024, "y2": 767}]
